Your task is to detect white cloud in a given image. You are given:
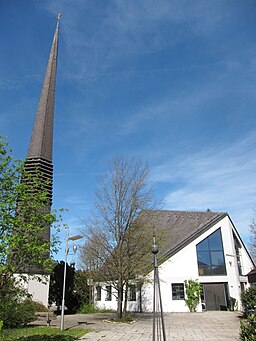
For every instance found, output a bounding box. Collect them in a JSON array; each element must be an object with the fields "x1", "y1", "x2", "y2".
[
  {"x1": 41, "y1": 0, "x2": 239, "y2": 82},
  {"x1": 151, "y1": 133, "x2": 256, "y2": 240}
]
